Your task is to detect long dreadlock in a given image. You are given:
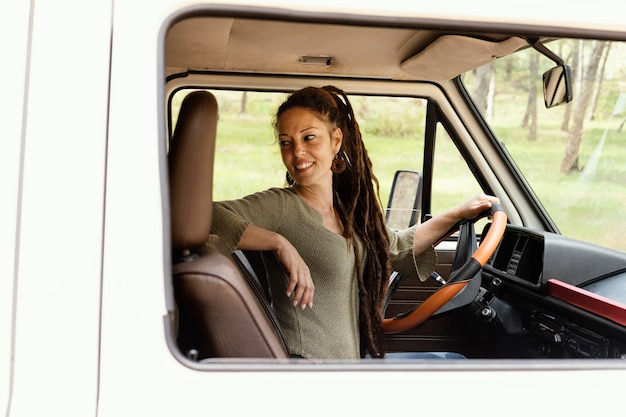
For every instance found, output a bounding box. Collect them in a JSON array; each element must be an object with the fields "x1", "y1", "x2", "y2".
[{"x1": 275, "y1": 86, "x2": 392, "y2": 358}]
